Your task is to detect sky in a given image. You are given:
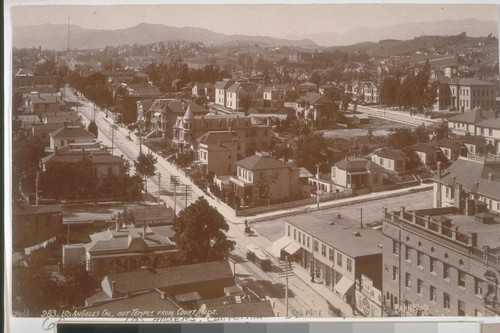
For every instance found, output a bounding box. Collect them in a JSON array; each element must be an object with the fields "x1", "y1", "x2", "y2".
[{"x1": 8, "y1": 1, "x2": 499, "y2": 39}]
